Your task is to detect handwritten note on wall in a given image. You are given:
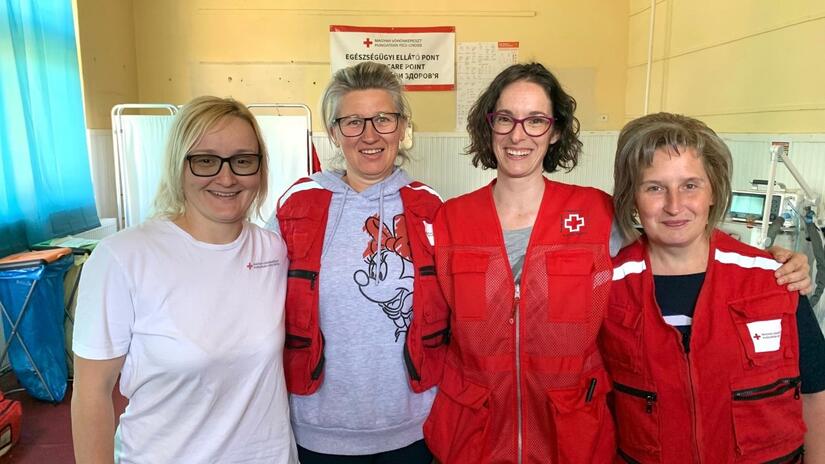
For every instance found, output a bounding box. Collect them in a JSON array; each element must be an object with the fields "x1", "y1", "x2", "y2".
[{"x1": 456, "y1": 42, "x2": 519, "y2": 131}]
